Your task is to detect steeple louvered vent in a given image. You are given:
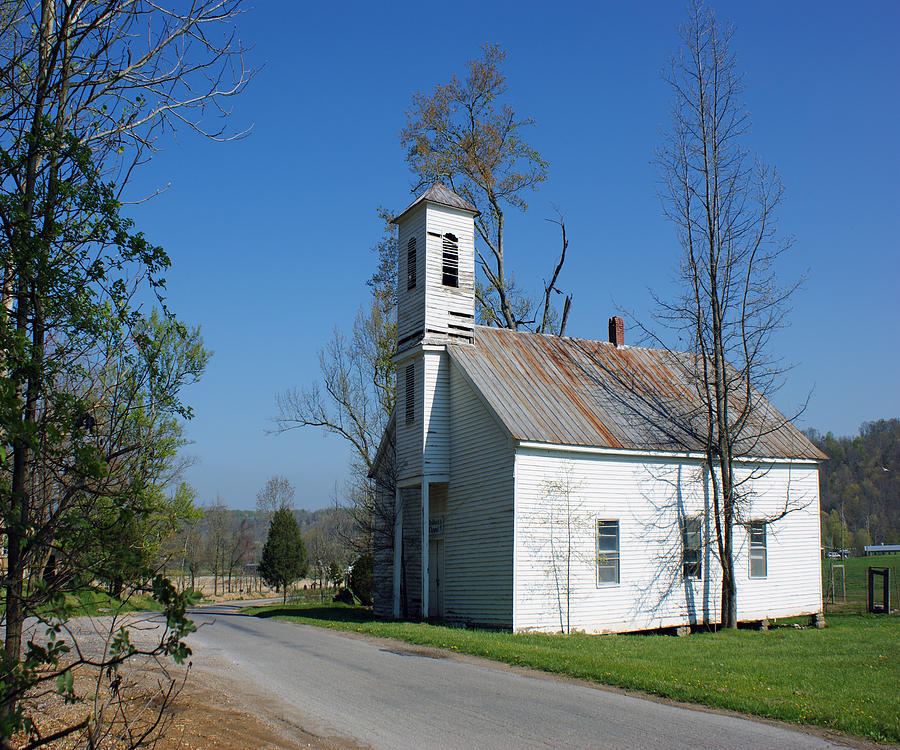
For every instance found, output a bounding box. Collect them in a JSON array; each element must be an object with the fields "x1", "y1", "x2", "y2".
[
  {"x1": 442, "y1": 234, "x2": 459, "y2": 288},
  {"x1": 405, "y1": 364, "x2": 415, "y2": 424}
]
